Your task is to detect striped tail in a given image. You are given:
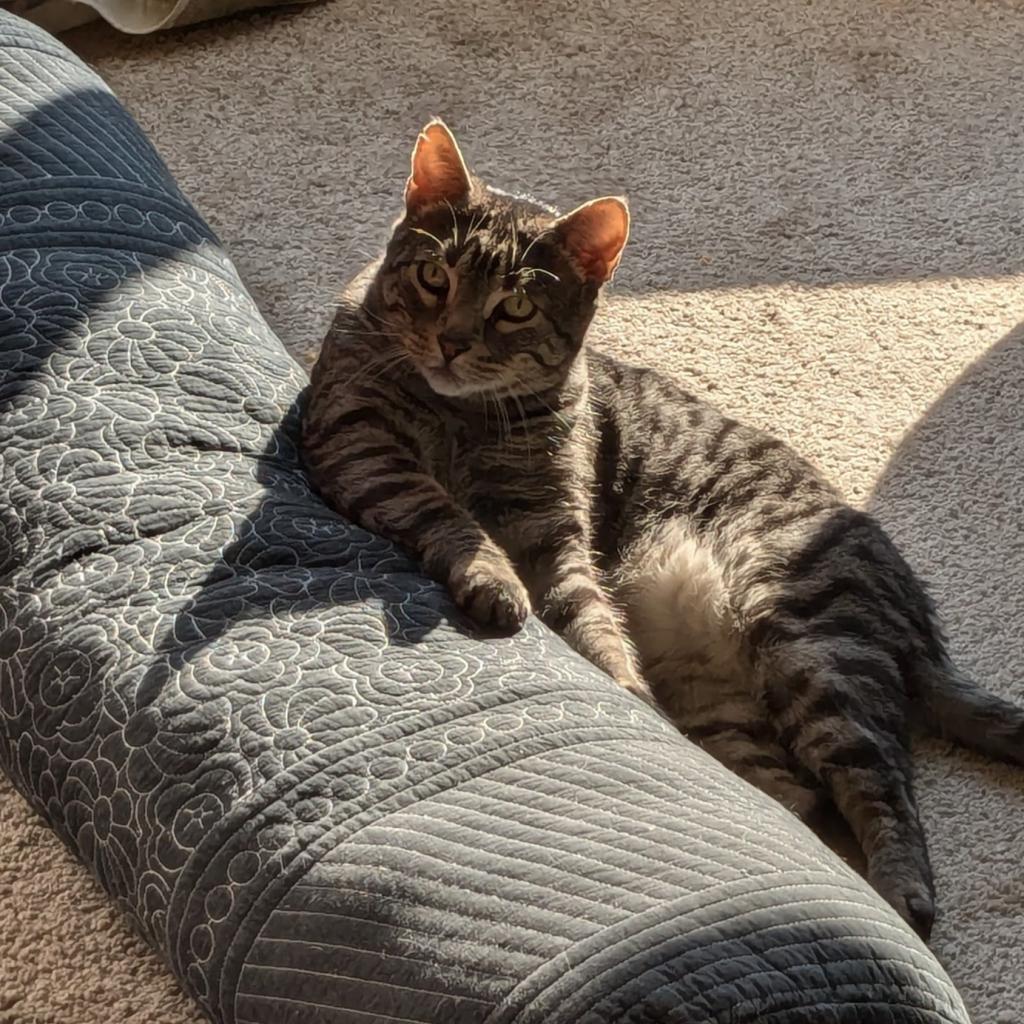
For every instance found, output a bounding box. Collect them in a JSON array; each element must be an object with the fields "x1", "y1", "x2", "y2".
[{"x1": 918, "y1": 658, "x2": 1024, "y2": 766}]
